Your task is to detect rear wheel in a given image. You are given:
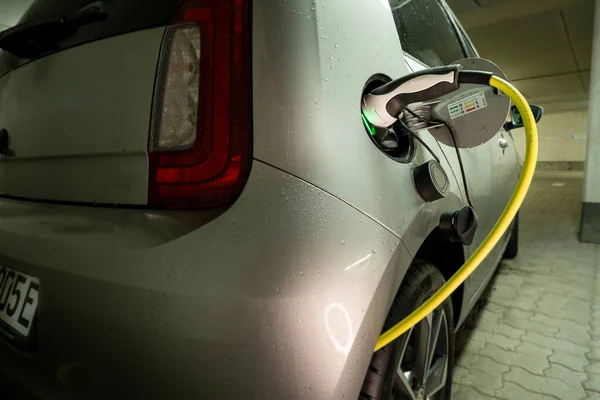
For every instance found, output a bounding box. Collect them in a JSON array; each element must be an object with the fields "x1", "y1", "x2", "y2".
[
  {"x1": 503, "y1": 213, "x2": 519, "y2": 259},
  {"x1": 360, "y1": 261, "x2": 454, "y2": 400}
]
